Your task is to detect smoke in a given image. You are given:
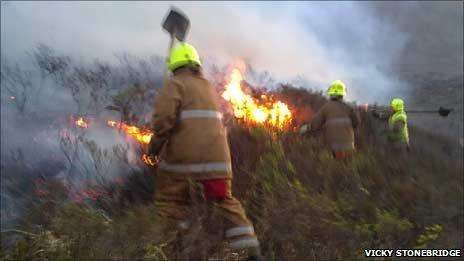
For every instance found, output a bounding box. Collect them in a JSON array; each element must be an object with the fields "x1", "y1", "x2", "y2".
[
  {"x1": 364, "y1": 1, "x2": 464, "y2": 76},
  {"x1": 0, "y1": 1, "x2": 462, "y2": 230},
  {"x1": 2, "y1": 1, "x2": 462, "y2": 104}
]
